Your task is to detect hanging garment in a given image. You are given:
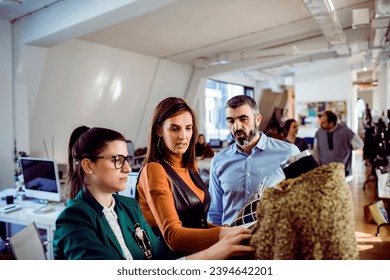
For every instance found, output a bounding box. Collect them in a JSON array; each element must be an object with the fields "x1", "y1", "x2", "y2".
[{"x1": 250, "y1": 162, "x2": 359, "y2": 260}]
